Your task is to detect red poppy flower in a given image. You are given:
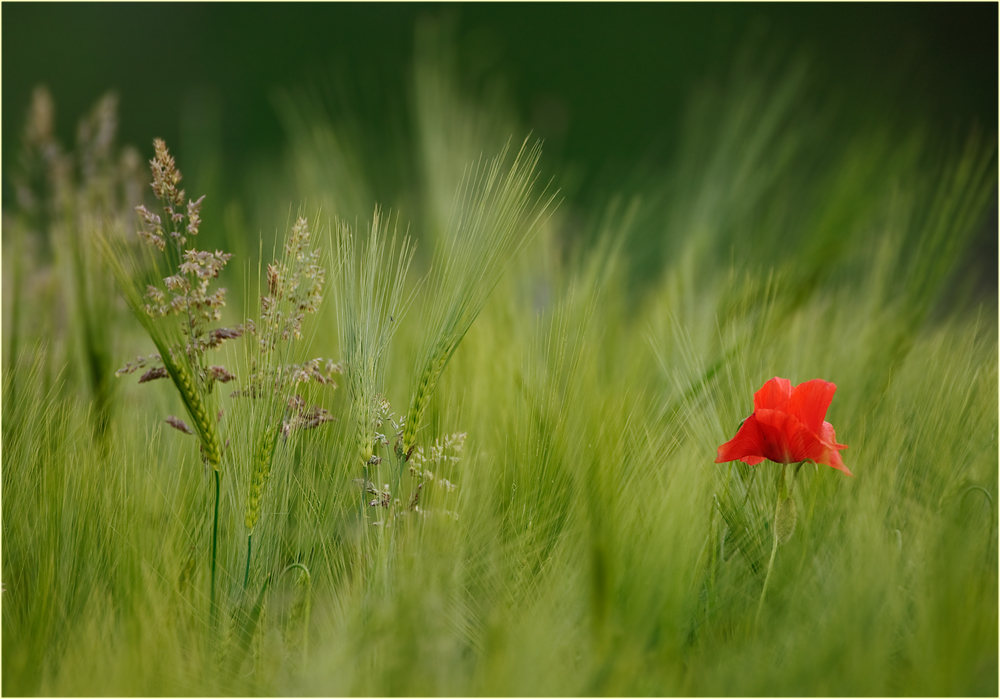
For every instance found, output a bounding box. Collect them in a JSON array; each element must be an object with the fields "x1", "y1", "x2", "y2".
[{"x1": 716, "y1": 377, "x2": 851, "y2": 475}]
